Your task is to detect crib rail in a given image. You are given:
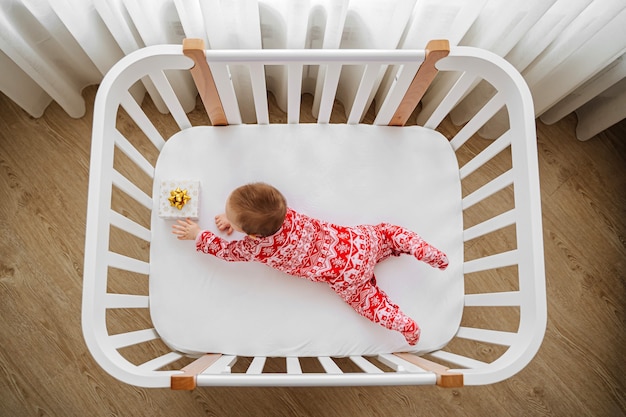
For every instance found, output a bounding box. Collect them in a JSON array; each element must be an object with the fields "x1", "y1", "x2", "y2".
[
  {"x1": 171, "y1": 353, "x2": 456, "y2": 389},
  {"x1": 83, "y1": 40, "x2": 545, "y2": 388}
]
